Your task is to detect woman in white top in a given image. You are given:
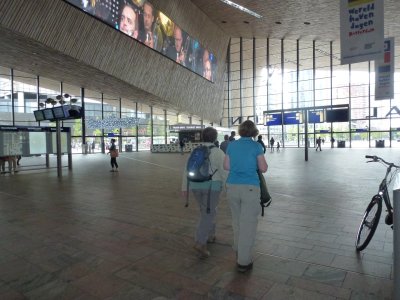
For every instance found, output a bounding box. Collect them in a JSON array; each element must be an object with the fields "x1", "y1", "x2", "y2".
[{"x1": 181, "y1": 127, "x2": 227, "y2": 258}]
